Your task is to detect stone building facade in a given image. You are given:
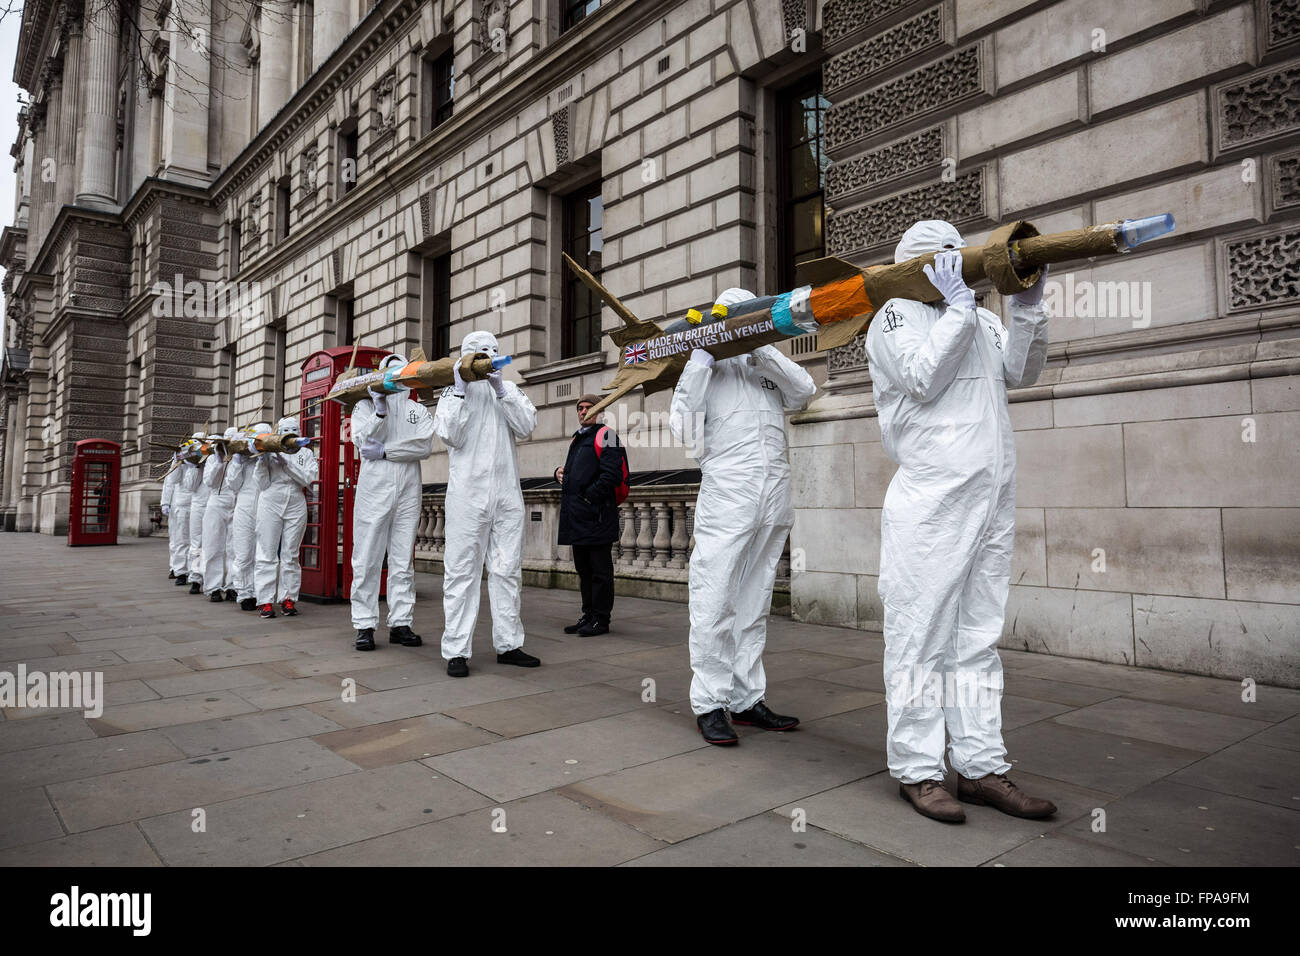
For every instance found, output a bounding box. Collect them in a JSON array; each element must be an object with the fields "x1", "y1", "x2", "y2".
[
  {"x1": 1, "y1": 0, "x2": 1296, "y2": 685},
  {"x1": 791, "y1": 0, "x2": 1300, "y2": 686}
]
